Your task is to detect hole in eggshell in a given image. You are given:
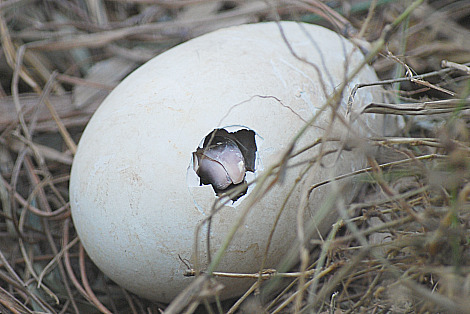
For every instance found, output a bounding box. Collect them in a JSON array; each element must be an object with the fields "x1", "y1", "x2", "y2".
[{"x1": 192, "y1": 128, "x2": 257, "y2": 201}]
